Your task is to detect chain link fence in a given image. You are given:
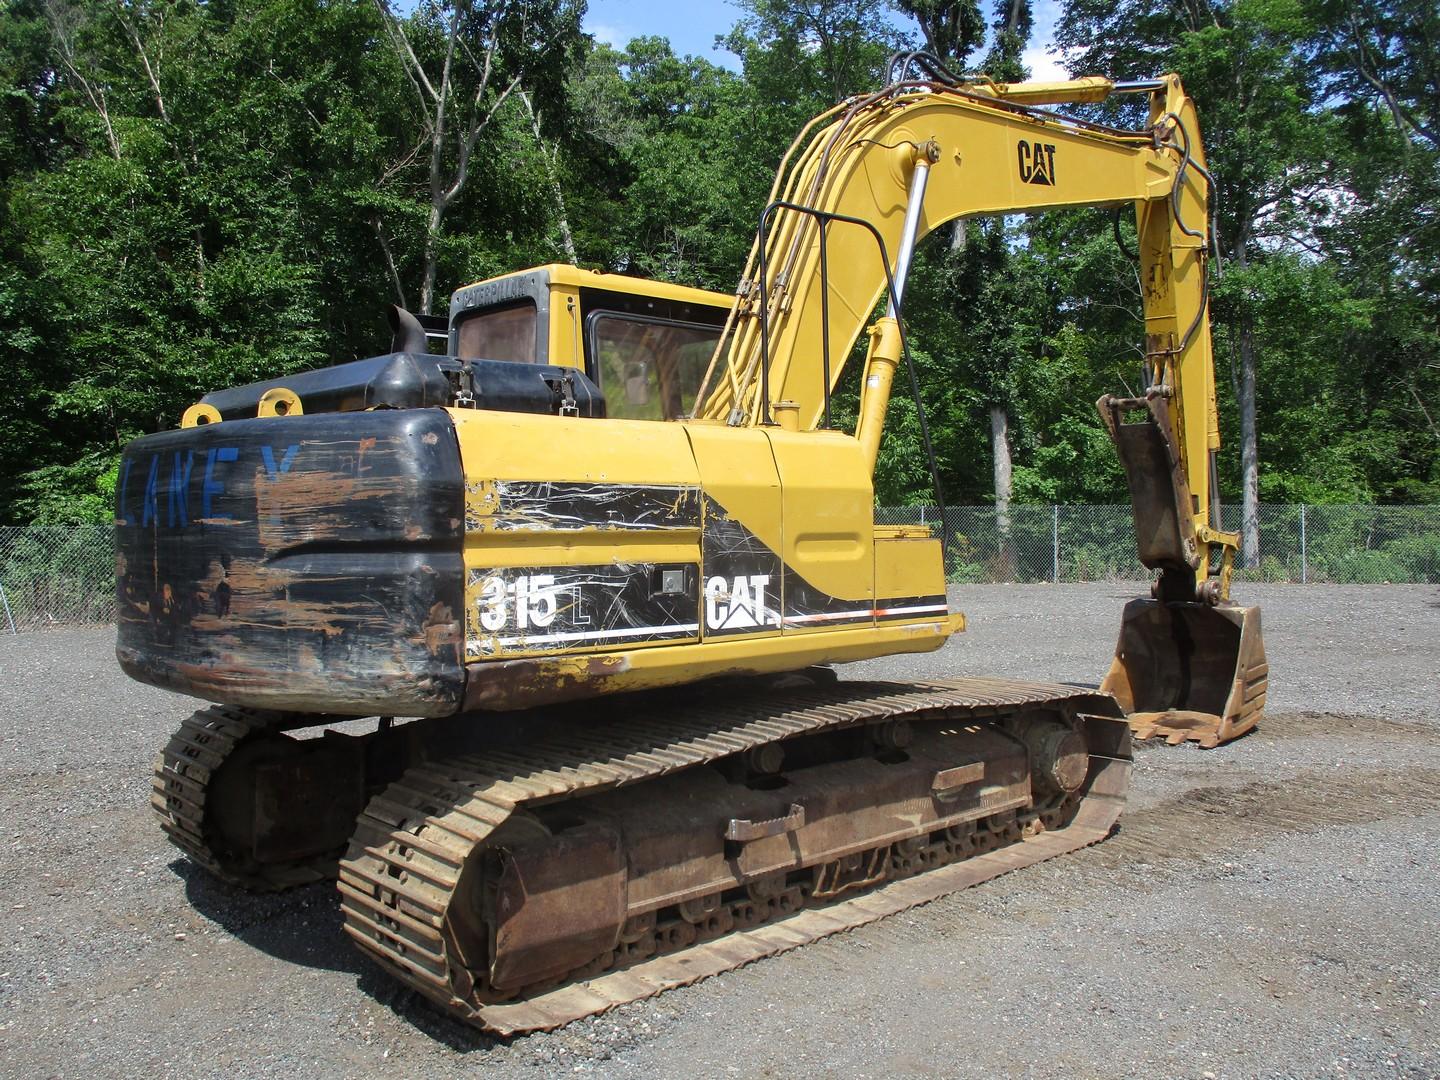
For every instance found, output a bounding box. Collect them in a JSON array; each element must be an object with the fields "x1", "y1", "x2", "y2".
[
  {"x1": 1, "y1": 505, "x2": 1436, "y2": 632},
  {"x1": 878, "y1": 503, "x2": 1440, "y2": 585},
  {"x1": 0, "y1": 526, "x2": 117, "y2": 632}
]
